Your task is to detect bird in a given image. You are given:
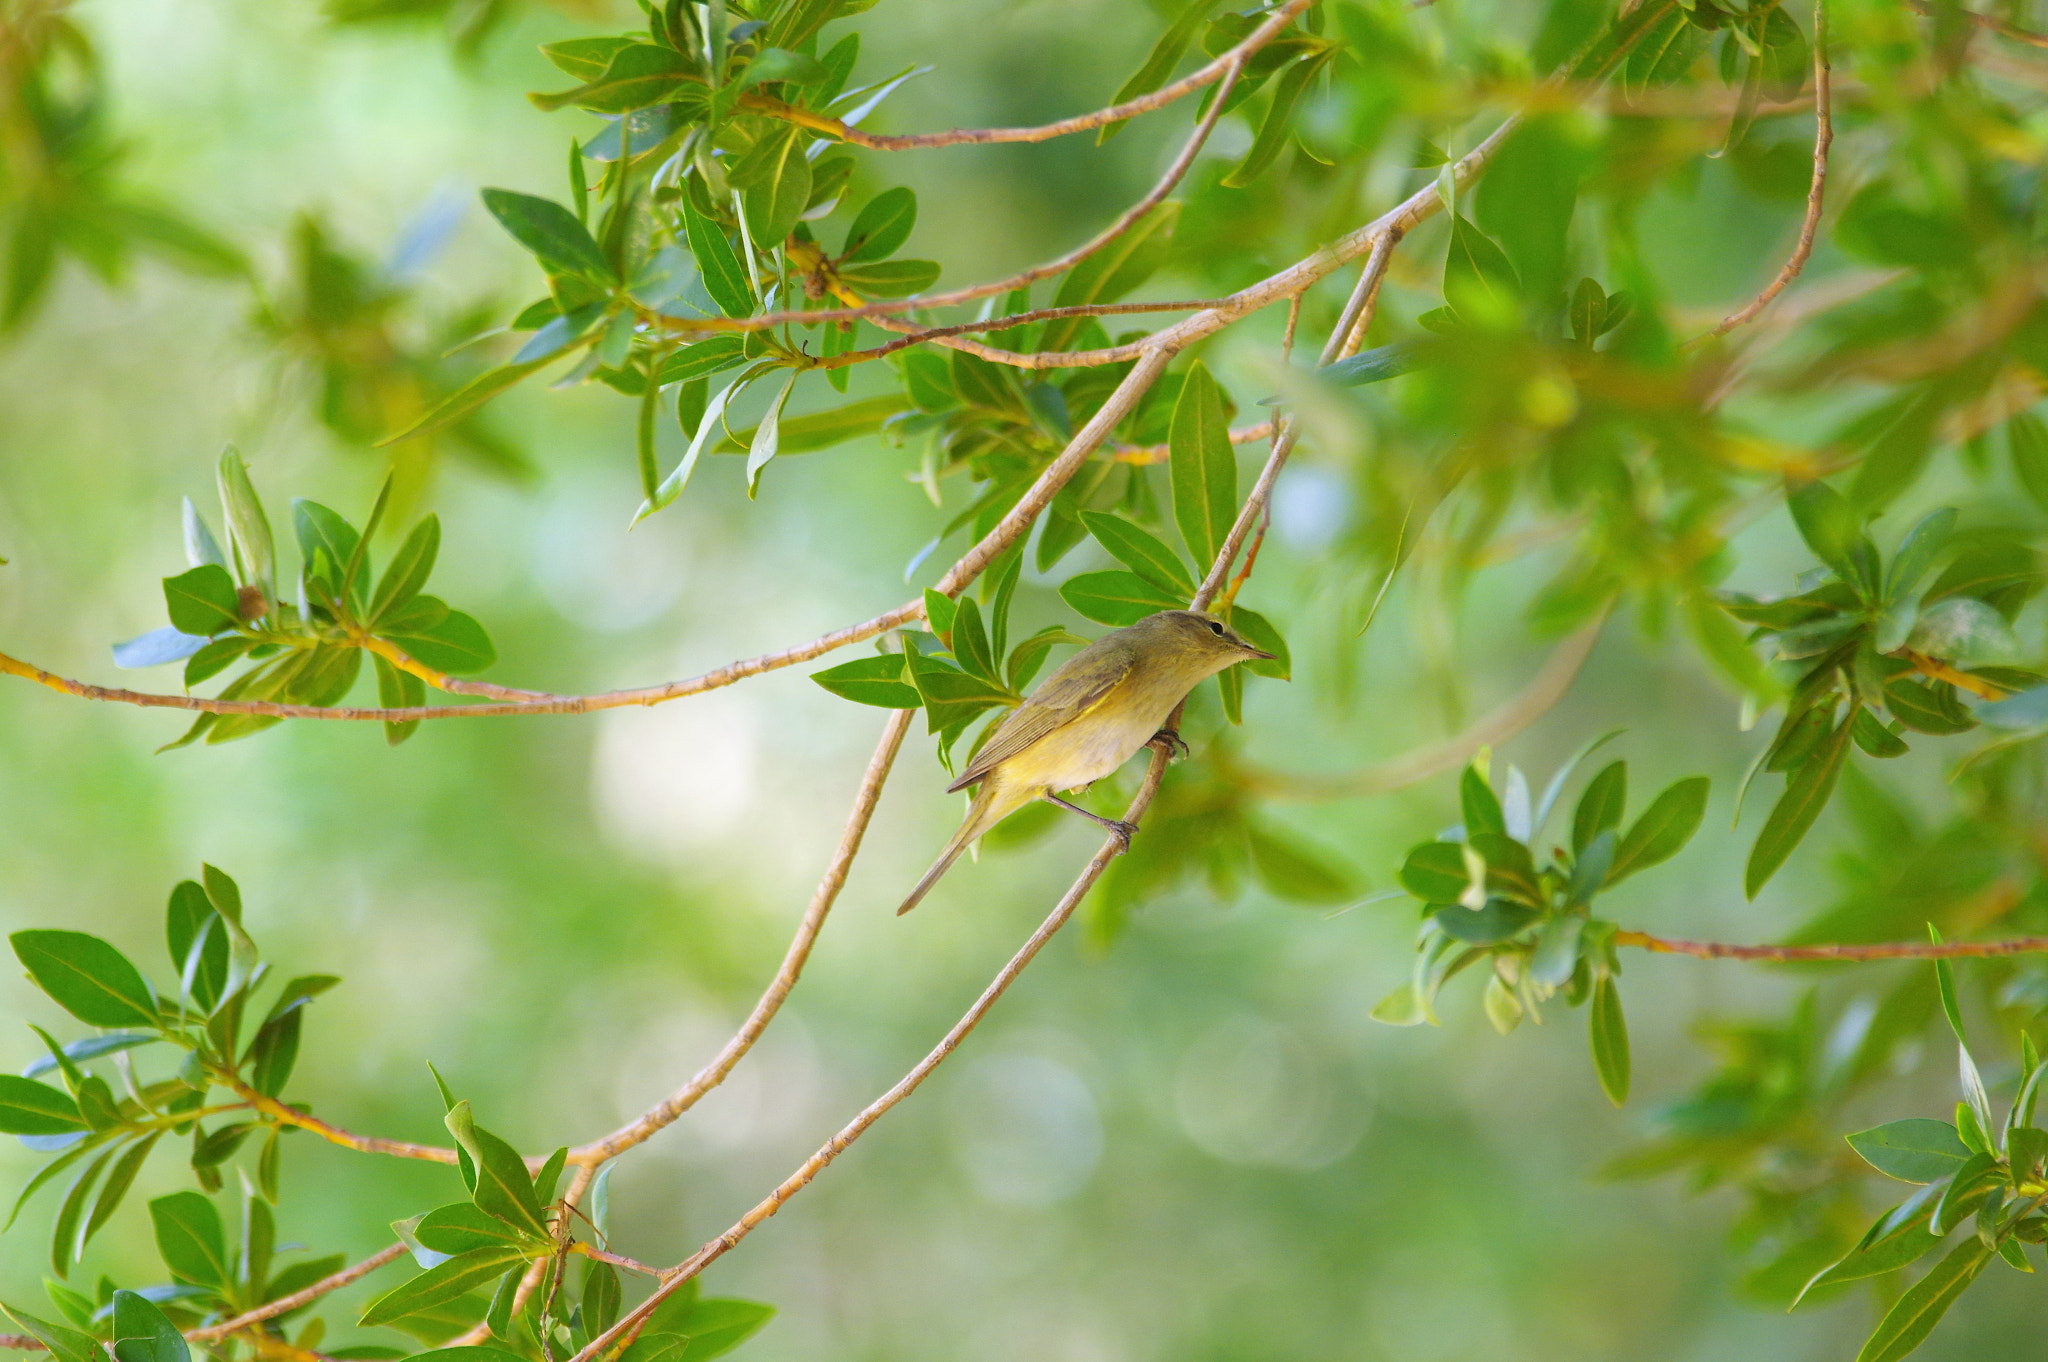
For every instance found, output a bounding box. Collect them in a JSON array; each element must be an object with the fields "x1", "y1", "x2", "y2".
[{"x1": 898, "y1": 608, "x2": 1275, "y2": 914}]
